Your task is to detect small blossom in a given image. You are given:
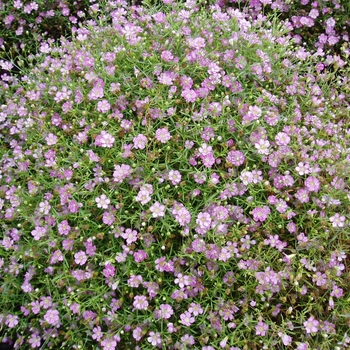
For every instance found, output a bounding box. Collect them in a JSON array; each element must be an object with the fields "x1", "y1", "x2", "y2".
[
  {"x1": 95, "y1": 194, "x2": 110, "y2": 209},
  {"x1": 44, "y1": 309, "x2": 60, "y2": 326},
  {"x1": 97, "y1": 99, "x2": 110, "y2": 113},
  {"x1": 179, "y1": 311, "x2": 195, "y2": 326},
  {"x1": 252, "y1": 206, "x2": 271, "y2": 222},
  {"x1": 133, "y1": 295, "x2": 149, "y2": 310},
  {"x1": 5, "y1": 314, "x2": 19, "y2": 328},
  {"x1": 255, "y1": 321, "x2": 269, "y2": 336},
  {"x1": 45, "y1": 133, "x2": 58, "y2": 145},
  {"x1": 149, "y1": 201, "x2": 166, "y2": 218},
  {"x1": 95, "y1": 130, "x2": 115, "y2": 148},
  {"x1": 92, "y1": 326, "x2": 103, "y2": 341},
  {"x1": 329, "y1": 213, "x2": 346, "y2": 228},
  {"x1": 155, "y1": 128, "x2": 171, "y2": 143},
  {"x1": 181, "y1": 88, "x2": 198, "y2": 103},
  {"x1": 133, "y1": 134, "x2": 148, "y2": 149},
  {"x1": 304, "y1": 176, "x2": 320, "y2": 192},
  {"x1": 31, "y1": 226, "x2": 47, "y2": 241},
  {"x1": 168, "y1": 170, "x2": 182, "y2": 185},
  {"x1": 147, "y1": 332, "x2": 162, "y2": 346},
  {"x1": 74, "y1": 251, "x2": 87, "y2": 266},
  {"x1": 303, "y1": 316, "x2": 319, "y2": 334},
  {"x1": 254, "y1": 139, "x2": 270, "y2": 155},
  {"x1": 161, "y1": 50, "x2": 174, "y2": 61}
]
